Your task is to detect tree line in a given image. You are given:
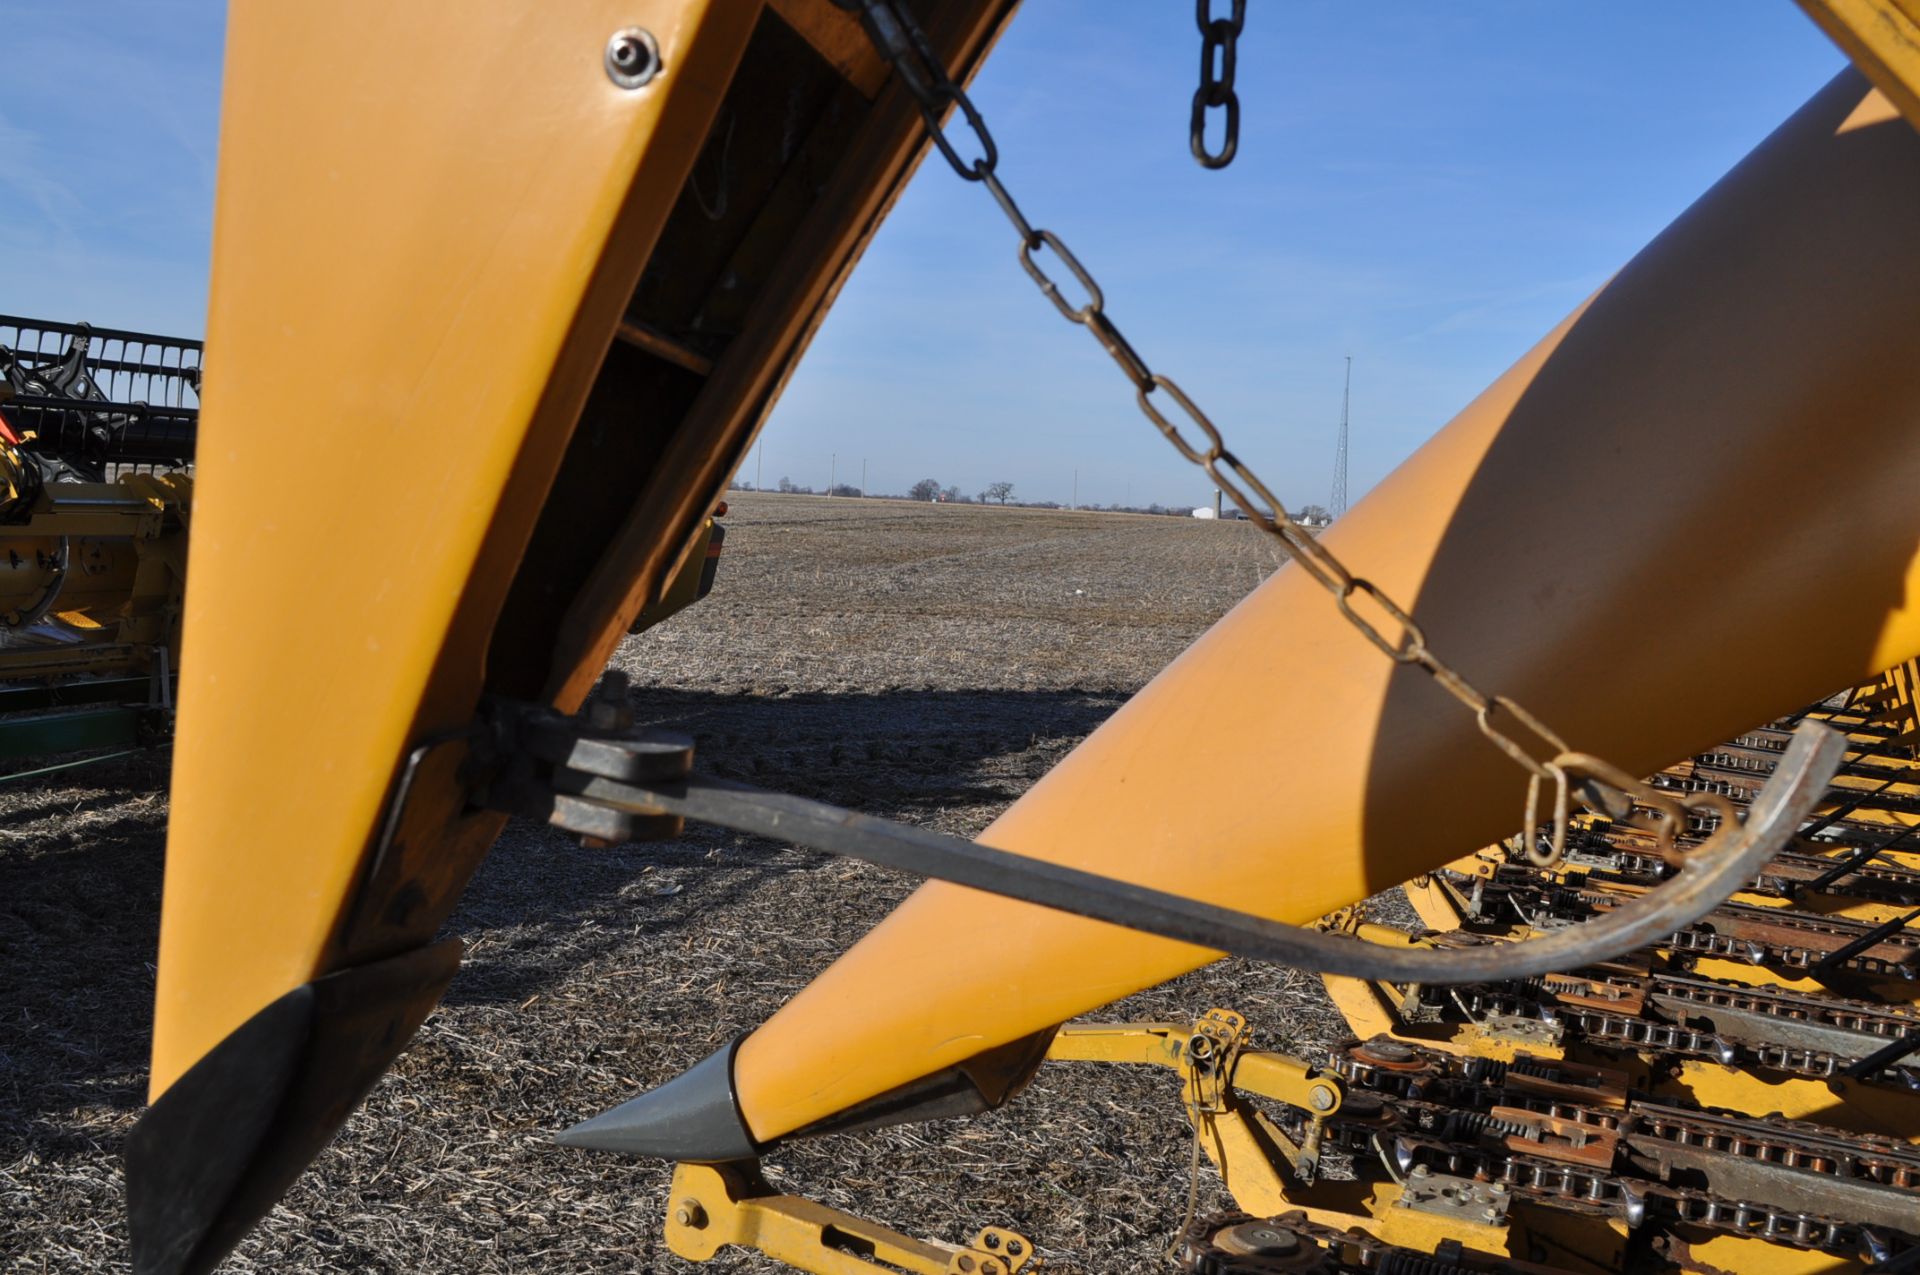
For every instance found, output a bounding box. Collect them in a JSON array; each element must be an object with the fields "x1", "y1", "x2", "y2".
[{"x1": 736, "y1": 476, "x2": 1017, "y2": 504}]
